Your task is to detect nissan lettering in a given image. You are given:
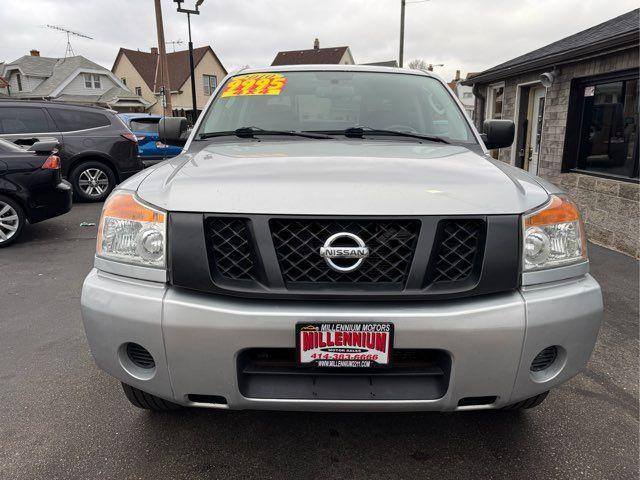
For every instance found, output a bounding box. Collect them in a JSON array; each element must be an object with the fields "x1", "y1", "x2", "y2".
[{"x1": 80, "y1": 66, "x2": 603, "y2": 412}]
